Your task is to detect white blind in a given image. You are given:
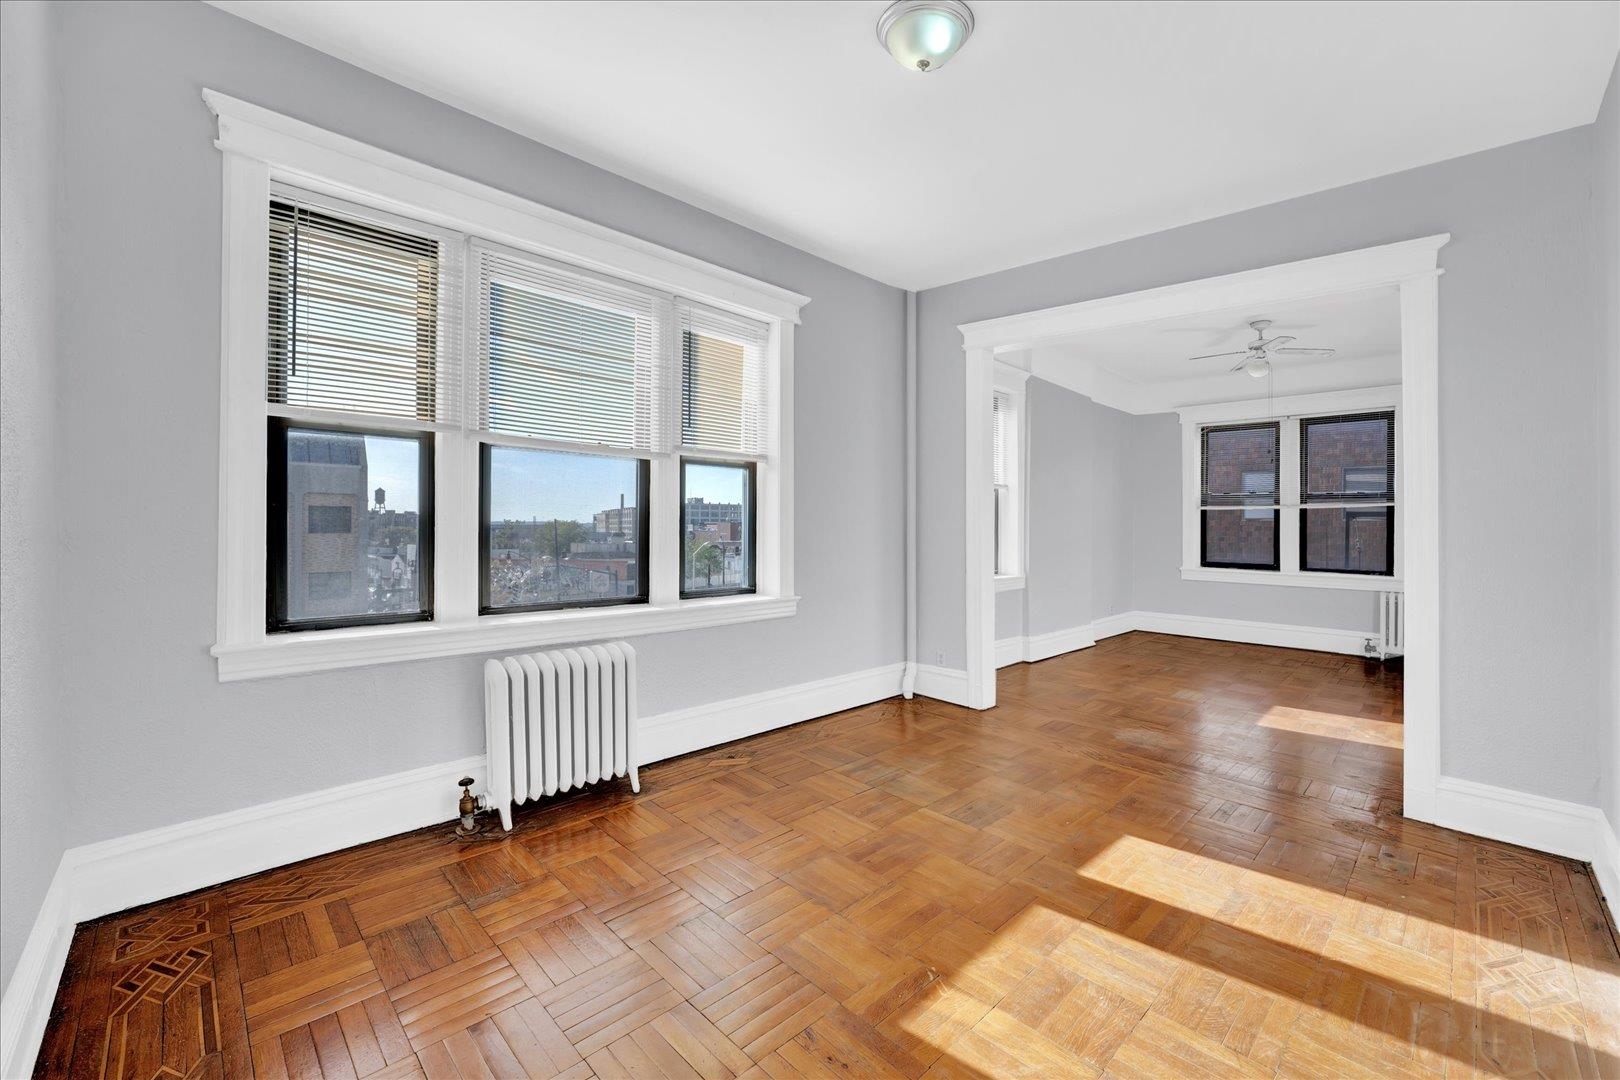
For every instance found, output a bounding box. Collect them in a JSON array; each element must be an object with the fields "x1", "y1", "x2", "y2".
[
  {"x1": 475, "y1": 245, "x2": 663, "y2": 451},
  {"x1": 679, "y1": 300, "x2": 770, "y2": 456},
  {"x1": 268, "y1": 198, "x2": 445, "y2": 421},
  {"x1": 991, "y1": 391, "x2": 1010, "y2": 486}
]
